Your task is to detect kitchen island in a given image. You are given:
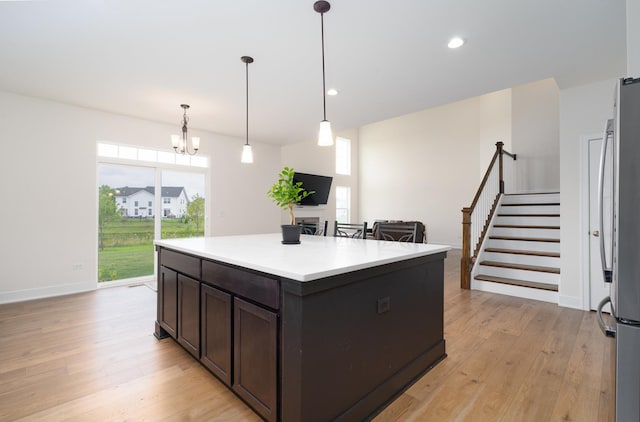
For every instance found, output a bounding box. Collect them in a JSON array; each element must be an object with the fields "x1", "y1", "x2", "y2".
[{"x1": 154, "y1": 234, "x2": 450, "y2": 422}]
